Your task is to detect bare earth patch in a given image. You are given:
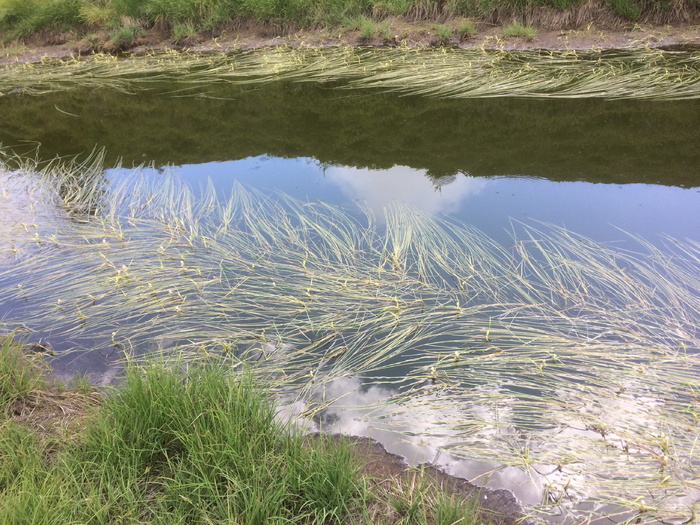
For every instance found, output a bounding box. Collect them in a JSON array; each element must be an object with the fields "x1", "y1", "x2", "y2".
[{"x1": 342, "y1": 436, "x2": 529, "y2": 525}]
